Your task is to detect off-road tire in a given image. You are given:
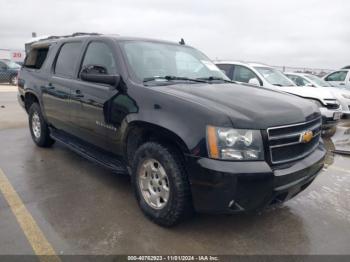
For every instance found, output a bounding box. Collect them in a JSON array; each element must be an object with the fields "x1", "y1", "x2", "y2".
[{"x1": 132, "y1": 142, "x2": 192, "y2": 227}]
